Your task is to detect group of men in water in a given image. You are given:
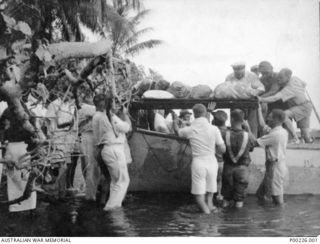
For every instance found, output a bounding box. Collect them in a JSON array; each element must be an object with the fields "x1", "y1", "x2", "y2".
[
  {"x1": 170, "y1": 61, "x2": 314, "y2": 213},
  {"x1": 0, "y1": 60, "x2": 314, "y2": 215},
  {"x1": 173, "y1": 103, "x2": 287, "y2": 213}
]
